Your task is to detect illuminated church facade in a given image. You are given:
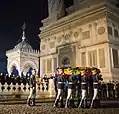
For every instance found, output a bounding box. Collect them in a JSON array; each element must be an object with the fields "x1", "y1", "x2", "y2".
[{"x1": 39, "y1": 0, "x2": 119, "y2": 82}]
